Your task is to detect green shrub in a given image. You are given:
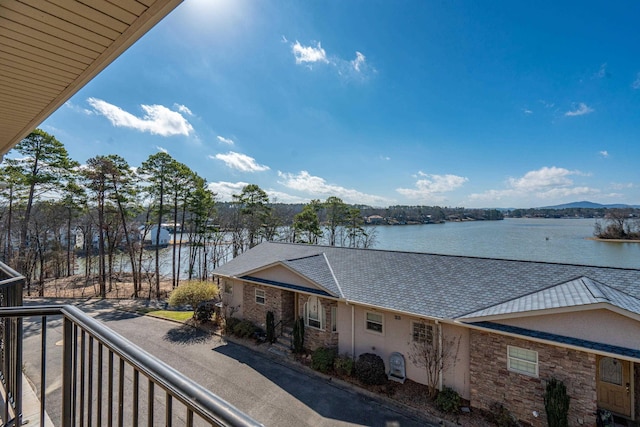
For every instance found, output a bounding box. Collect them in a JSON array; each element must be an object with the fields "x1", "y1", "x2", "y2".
[
  {"x1": 292, "y1": 317, "x2": 305, "y2": 353},
  {"x1": 435, "y1": 386, "x2": 461, "y2": 413},
  {"x1": 354, "y1": 353, "x2": 387, "y2": 385},
  {"x1": 544, "y1": 378, "x2": 570, "y2": 427},
  {"x1": 194, "y1": 301, "x2": 215, "y2": 322},
  {"x1": 233, "y1": 319, "x2": 258, "y2": 338},
  {"x1": 487, "y1": 402, "x2": 518, "y2": 427},
  {"x1": 266, "y1": 311, "x2": 276, "y2": 343},
  {"x1": 333, "y1": 353, "x2": 355, "y2": 376},
  {"x1": 311, "y1": 347, "x2": 337, "y2": 373},
  {"x1": 168, "y1": 280, "x2": 218, "y2": 315},
  {"x1": 224, "y1": 317, "x2": 241, "y2": 335}
]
